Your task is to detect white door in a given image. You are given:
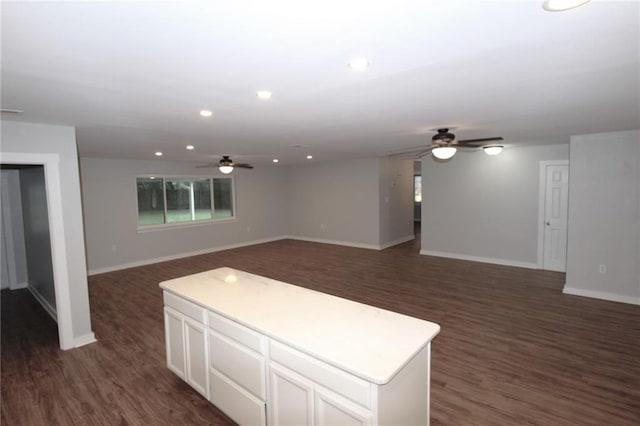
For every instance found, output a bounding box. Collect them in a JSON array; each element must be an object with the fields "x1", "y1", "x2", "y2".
[{"x1": 542, "y1": 163, "x2": 569, "y2": 272}]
